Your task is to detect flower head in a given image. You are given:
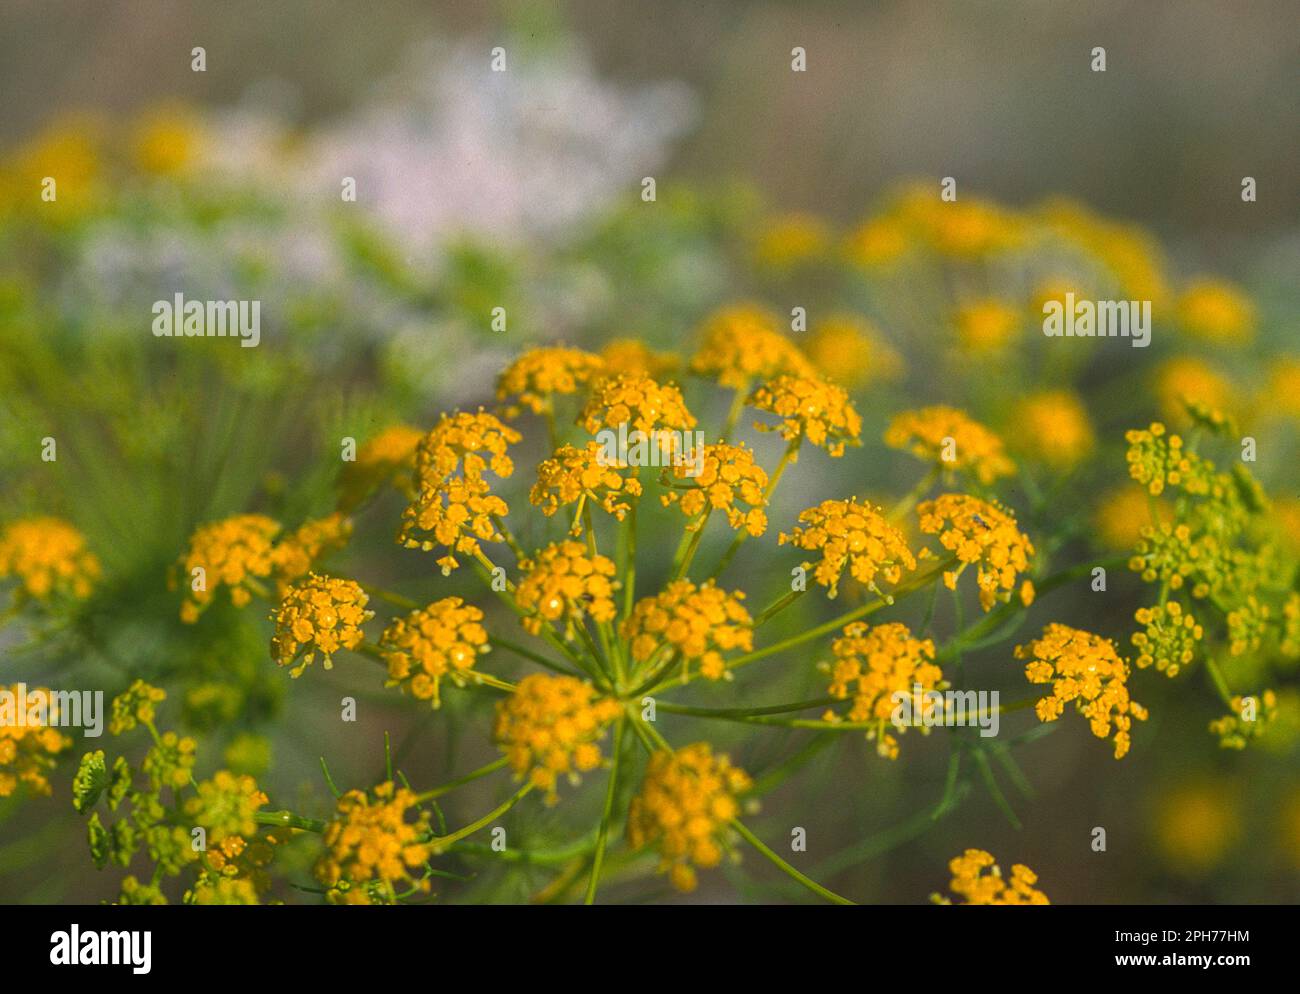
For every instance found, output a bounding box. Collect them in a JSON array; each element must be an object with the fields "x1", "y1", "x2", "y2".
[
  {"x1": 1154, "y1": 358, "x2": 1237, "y2": 427},
  {"x1": 336, "y1": 424, "x2": 423, "y2": 511},
  {"x1": 804, "y1": 314, "x2": 903, "y2": 389},
  {"x1": 1010, "y1": 391, "x2": 1095, "y2": 470},
  {"x1": 935, "y1": 849, "x2": 1048, "y2": 905},
  {"x1": 623, "y1": 580, "x2": 753, "y2": 681},
  {"x1": 822, "y1": 622, "x2": 944, "y2": 759},
  {"x1": 917, "y1": 494, "x2": 1033, "y2": 611},
  {"x1": 176, "y1": 514, "x2": 279, "y2": 622},
  {"x1": 660, "y1": 442, "x2": 768, "y2": 536},
  {"x1": 781, "y1": 498, "x2": 916, "y2": 599},
  {"x1": 0, "y1": 517, "x2": 100, "y2": 604},
  {"x1": 379, "y1": 597, "x2": 489, "y2": 708},
  {"x1": 579, "y1": 372, "x2": 697, "y2": 448},
  {"x1": 184, "y1": 771, "x2": 268, "y2": 844},
  {"x1": 689, "y1": 304, "x2": 813, "y2": 390},
  {"x1": 1210, "y1": 691, "x2": 1278, "y2": 750},
  {"x1": 1177, "y1": 279, "x2": 1254, "y2": 345},
  {"x1": 1132, "y1": 602, "x2": 1202, "y2": 677},
  {"x1": 270, "y1": 574, "x2": 372, "y2": 676},
  {"x1": 627, "y1": 743, "x2": 751, "y2": 893},
  {"x1": 885, "y1": 406, "x2": 1014, "y2": 484},
  {"x1": 599, "y1": 338, "x2": 680, "y2": 378},
  {"x1": 752, "y1": 213, "x2": 831, "y2": 270},
  {"x1": 1124, "y1": 422, "x2": 1211, "y2": 497},
  {"x1": 514, "y1": 540, "x2": 617, "y2": 639},
  {"x1": 954, "y1": 298, "x2": 1021, "y2": 354},
  {"x1": 108, "y1": 680, "x2": 167, "y2": 736},
  {"x1": 530, "y1": 441, "x2": 643, "y2": 528},
  {"x1": 749, "y1": 374, "x2": 862, "y2": 457},
  {"x1": 315, "y1": 781, "x2": 430, "y2": 904},
  {"x1": 269, "y1": 512, "x2": 352, "y2": 592},
  {"x1": 493, "y1": 674, "x2": 622, "y2": 803},
  {"x1": 496, "y1": 346, "x2": 605, "y2": 416},
  {"x1": 1016, "y1": 623, "x2": 1147, "y2": 759}
]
